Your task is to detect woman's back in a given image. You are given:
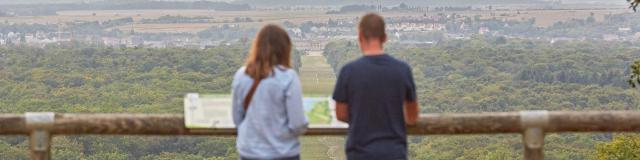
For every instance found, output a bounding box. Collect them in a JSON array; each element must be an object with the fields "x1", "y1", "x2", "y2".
[{"x1": 232, "y1": 66, "x2": 308, "y2": 159}]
